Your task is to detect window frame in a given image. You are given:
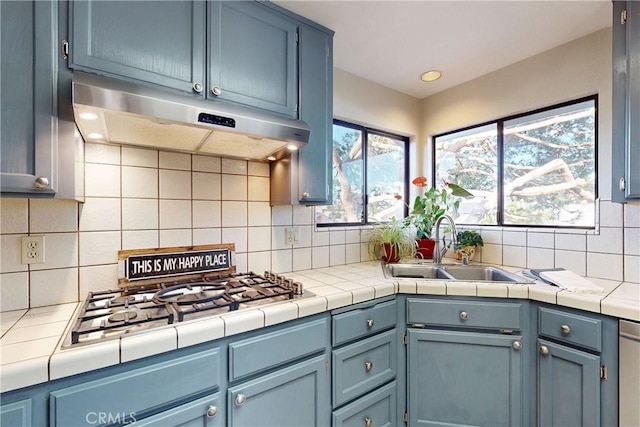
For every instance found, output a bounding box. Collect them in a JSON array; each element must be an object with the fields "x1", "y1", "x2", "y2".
[
  {"x1": 432, "y1": 95, "x2": 598, "y2": 229},
  {"x1": 316, "y1": 119, "x2": 410, "y2": 227}
]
